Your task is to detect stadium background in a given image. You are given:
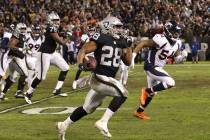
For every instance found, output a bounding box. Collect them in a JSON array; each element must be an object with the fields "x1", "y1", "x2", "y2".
[{"x1": 0, "y1": 0, "x2": 209, "y2": 60}]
